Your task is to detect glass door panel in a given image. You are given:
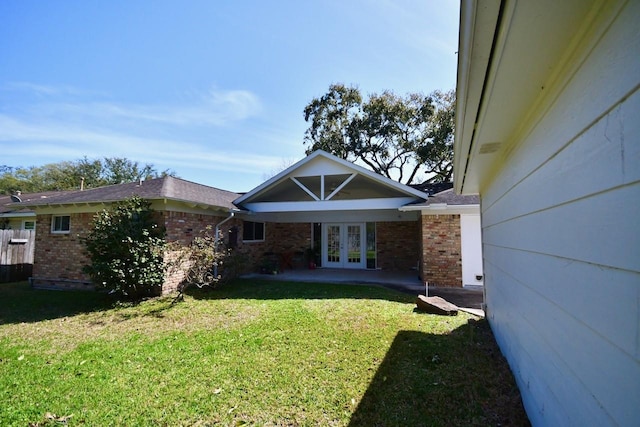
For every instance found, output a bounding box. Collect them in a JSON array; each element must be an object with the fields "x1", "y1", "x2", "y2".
[
  {"x1": 323, "y1": 223, "x2": 365, "y2": 269},
  {"x1": 327, "y1": 225, "x2": 341, "y2": 264},
  {"x1": 346, "y1": 225, "x2": 362, "y2": 264}
]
